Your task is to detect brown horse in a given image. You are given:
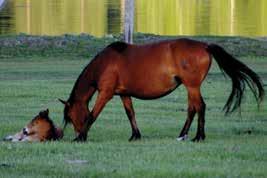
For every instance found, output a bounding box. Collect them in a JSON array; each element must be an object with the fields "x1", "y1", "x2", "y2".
[
  {"x1": 59, "y1": 39, "x2": 264, "y2": 142},
  {"x1": 4, "y1": 109, "x2": 63, "y2": 142}
]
